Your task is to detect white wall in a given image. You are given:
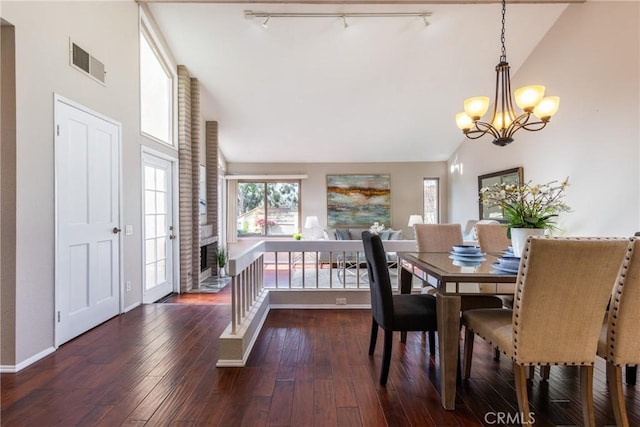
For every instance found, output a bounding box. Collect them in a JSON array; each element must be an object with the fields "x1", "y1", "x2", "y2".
[
  {"x1": 227, "y1": 162, "x2": 448, "y2": 238},
  {"x1": 1, "y1": 1, "x2": 178, "y2": 365},
  {"x1": 227, "y1": 161, "x2": 448, "y2": 238},
  {"x1": 448, "y1": 1, "x2": 640, "y2": 237}
]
